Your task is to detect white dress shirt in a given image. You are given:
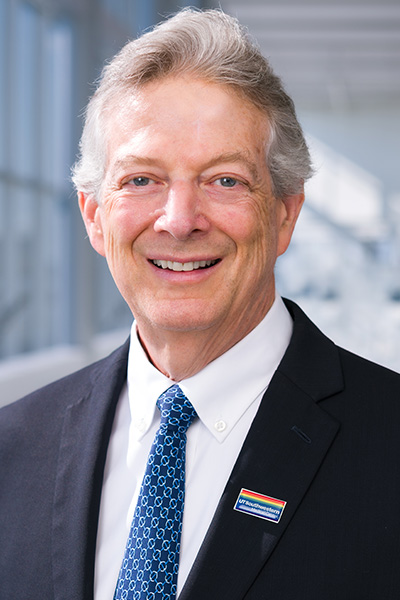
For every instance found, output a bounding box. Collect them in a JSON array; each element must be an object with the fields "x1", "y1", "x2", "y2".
[{"x1": 94, "y1": 295, "x2": 293, "y2": 600}]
